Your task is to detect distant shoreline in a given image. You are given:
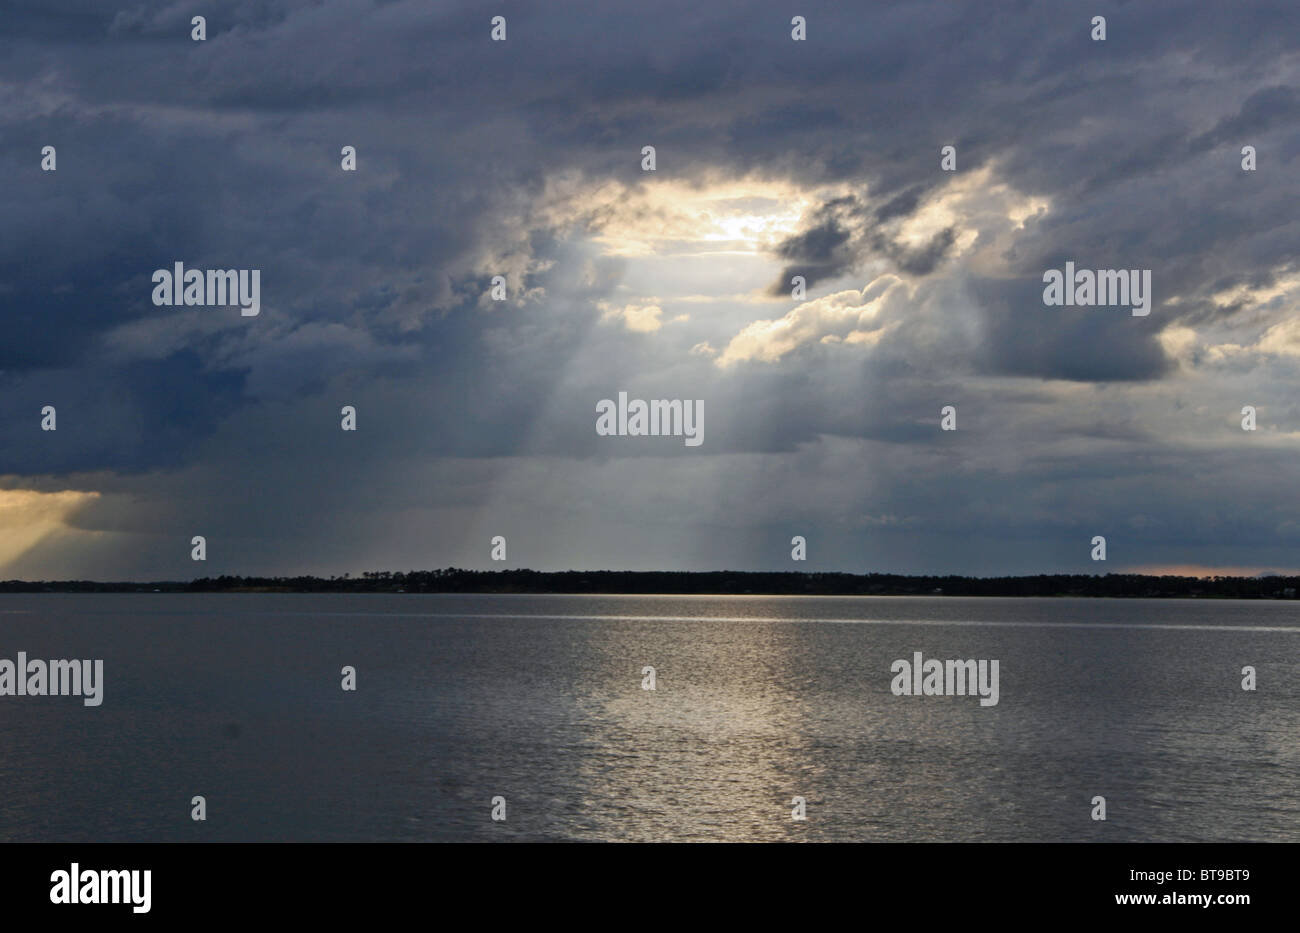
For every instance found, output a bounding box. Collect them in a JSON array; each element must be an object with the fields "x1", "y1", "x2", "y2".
[{"x1": 2, "y1": 569, "x2": 1299, "y2": 599}]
